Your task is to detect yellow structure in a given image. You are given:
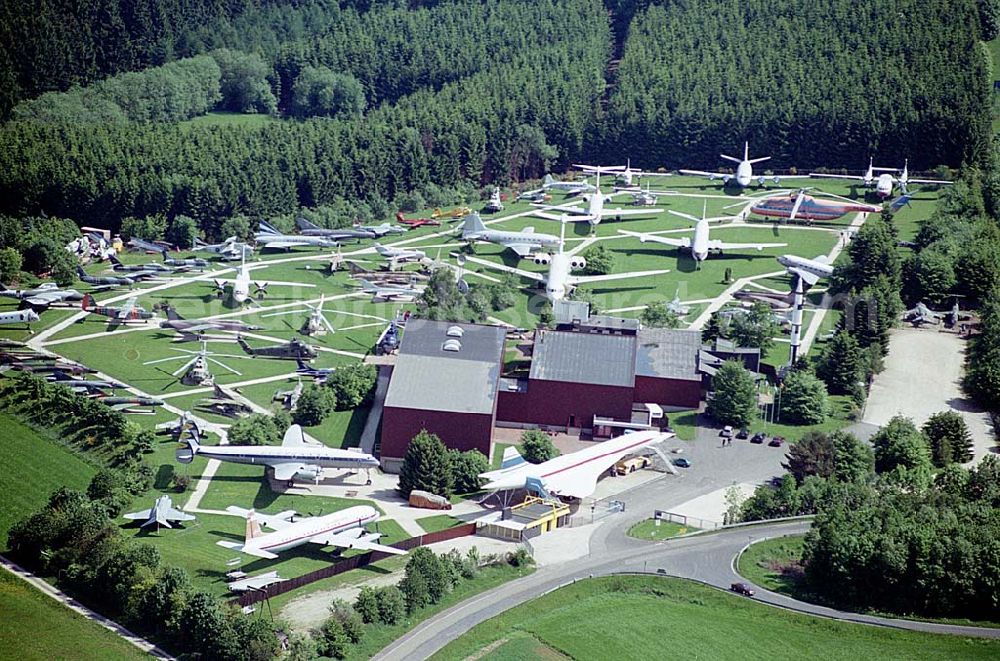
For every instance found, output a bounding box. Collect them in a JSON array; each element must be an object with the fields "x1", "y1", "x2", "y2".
[{"x1": 477, "y1": 496, "x2": 570, "y2": 541}]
